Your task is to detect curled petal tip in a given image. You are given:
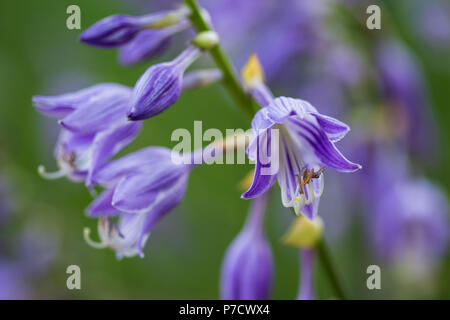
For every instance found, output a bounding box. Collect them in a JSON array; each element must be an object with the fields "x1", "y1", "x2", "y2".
[
  {"x1": 83, "y1": 227, "x2": 107, "y2": 249},
  {"x1": 38, "y1": 165, "x2": 66, "y2": 180}
]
